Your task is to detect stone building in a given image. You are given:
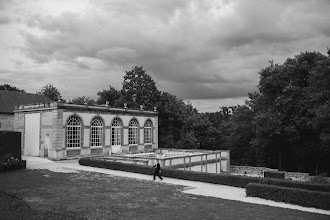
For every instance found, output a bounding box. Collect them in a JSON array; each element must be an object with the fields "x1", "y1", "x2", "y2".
[
  {"x1": 14, "y1": 102, "x2": 158, "y2": 160},
  {"x1": 0, "y1": 90, "x2": 52, "y2": 131}
]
